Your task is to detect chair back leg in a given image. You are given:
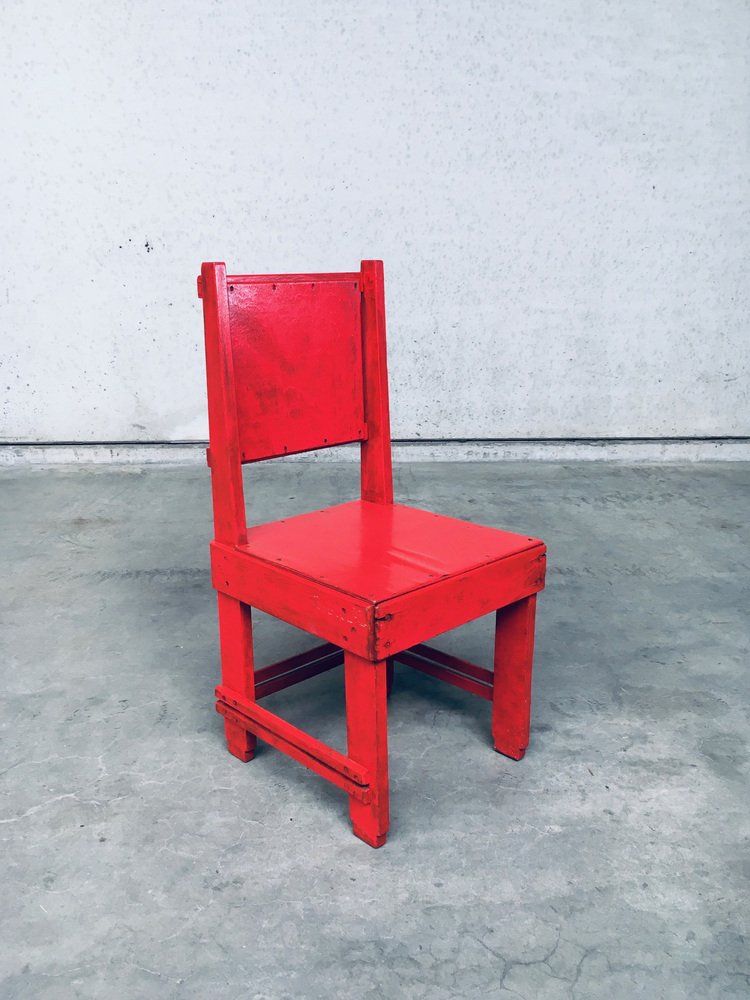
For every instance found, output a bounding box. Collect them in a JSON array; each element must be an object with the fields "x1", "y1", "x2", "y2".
[{"x1": 217, "y1": 594, "x2": 257, "y2": 762}]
